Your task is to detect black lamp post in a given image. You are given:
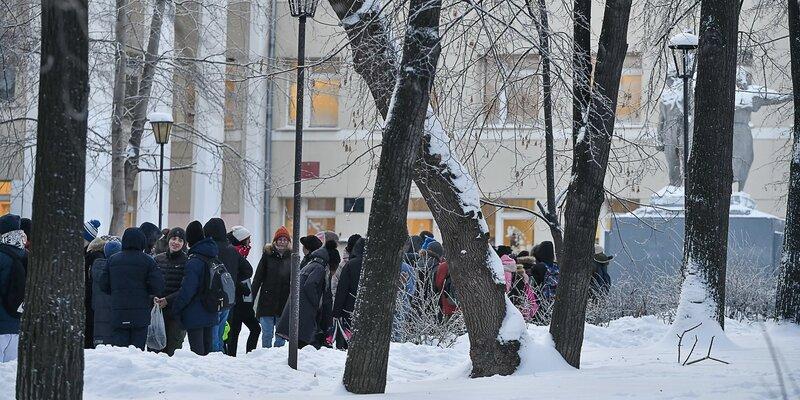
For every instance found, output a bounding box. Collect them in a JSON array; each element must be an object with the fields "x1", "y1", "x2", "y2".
[
  {"x1": 287, "y1": 0, "x2": 319, "y2": 370},
  {"x1": 668, "y1": 31, "x2": 698, "y2": 187},
  {"x1": 149, "y1": 112, "x2": 173, "y2": 229}
]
